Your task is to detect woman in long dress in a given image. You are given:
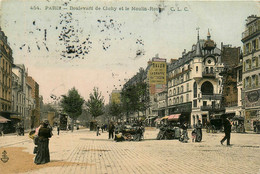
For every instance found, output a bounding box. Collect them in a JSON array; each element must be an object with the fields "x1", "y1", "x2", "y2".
[{"x1": 34, "y1": 121, "x2": 52, "y2": 165}]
